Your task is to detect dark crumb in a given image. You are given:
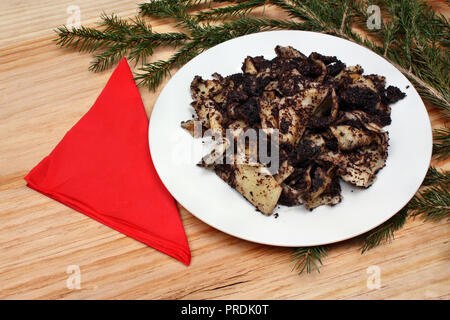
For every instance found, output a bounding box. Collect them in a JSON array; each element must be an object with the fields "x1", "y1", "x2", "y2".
[
  {"x1": 378, "y1": 114, "x2": 392, "y2": 127},
  {"x1": 307, "y1": 115, "x2": 334, "y2": 129},
  {"x1": 251, "y1": 56, "x2": 272, "y2": 72},
  {"x1": 406, "y1": 85, "x2": 410, "y2": 89},
  {"x1": 325, "y1": 137, "x2": 339, "y2": 152},
  {"x1": 327, "y1": 61, "x2": 346, "y2": 77},
  {"x1": 274, "y1": 213, "x2": 279, "y2": 218},
  {"x1": 237, "y1": 97, "x2": 261, "y2": 125},
  {"x1": 279, "y1": 118, "x2": 290, "y2": 134},
  {"x1": 340, "y1": 86, "x2": 380, "y2": 113},
  {"x1": 384, "y1": 85, "x2": 406, "y2": 104},
  {"x1": 298, "y1": 58, "x2": 323, "y2": 78},
  {"x1": 310, "y1": 52, "x2": 338, "y2": 64}
]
